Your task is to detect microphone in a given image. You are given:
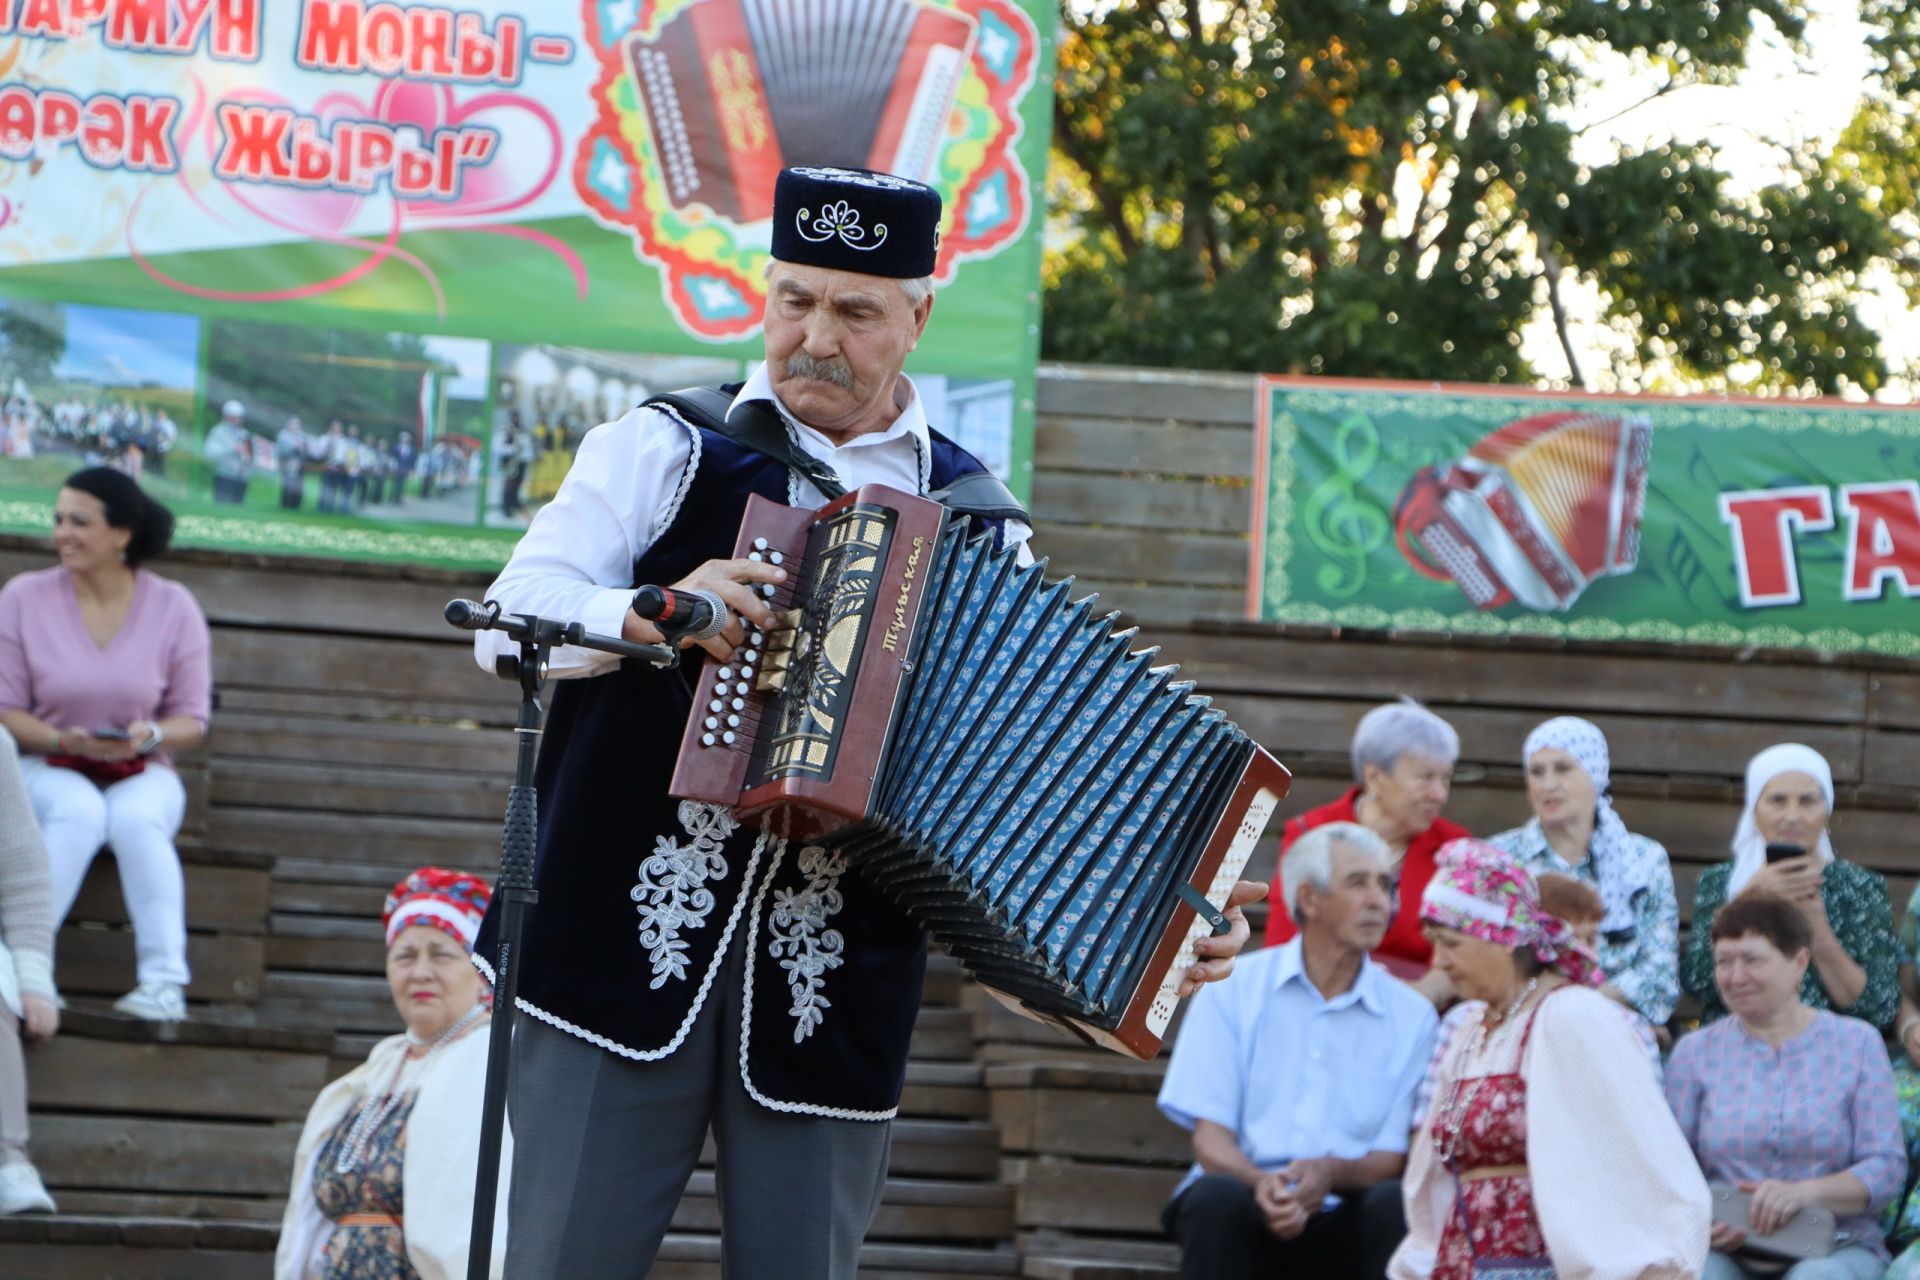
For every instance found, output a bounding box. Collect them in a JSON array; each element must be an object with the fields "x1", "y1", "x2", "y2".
[
  {"x1": 442, "y1": 598, "x2": 678, "y2": 668},
  {"x1": 632, "y1": 585, "x2": 727, "y2": 644},
  {"x1": 444, "y1": 599, "x2": 504, "y2": 632}
]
